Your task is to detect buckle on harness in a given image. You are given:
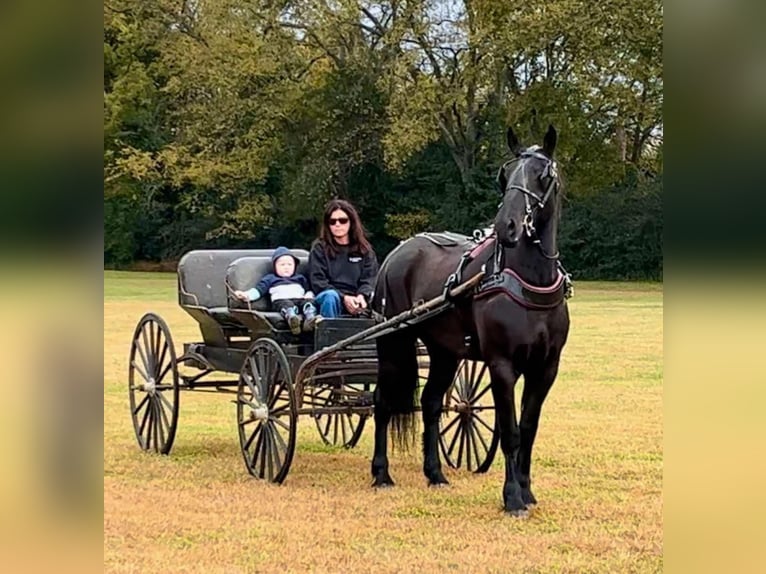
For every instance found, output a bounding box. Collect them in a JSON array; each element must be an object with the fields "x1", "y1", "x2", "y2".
[{"x1": 443, "y1": 273, "x2": 458, "y2": 298}]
